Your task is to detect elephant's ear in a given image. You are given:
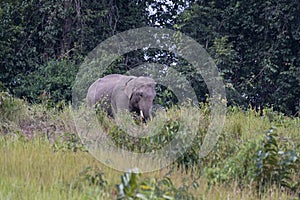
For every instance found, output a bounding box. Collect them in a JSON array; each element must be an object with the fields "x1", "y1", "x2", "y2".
[{"x1": 124, "y1": 77, "x2": 136, "y2": 99}]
